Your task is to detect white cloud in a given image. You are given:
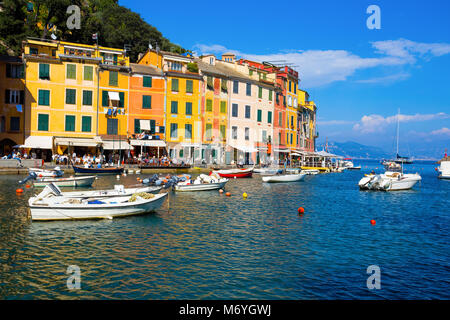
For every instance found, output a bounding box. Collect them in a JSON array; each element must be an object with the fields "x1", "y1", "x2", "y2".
[
  {"x1": 355, "y1": 72, "x2": 411, "y2": 84},
  {"x1": 193, "y1": 39, "x2": 450, "y2": 88},
  {"x1": 353, "y1": 112, "x2": 450, "y2": 134},
  {"x1": 431, "y1": 127, "x2": 450, "y2": 136},
  {"x1": 317, "y1": 120, "x2": 356, "y2": 126}
]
